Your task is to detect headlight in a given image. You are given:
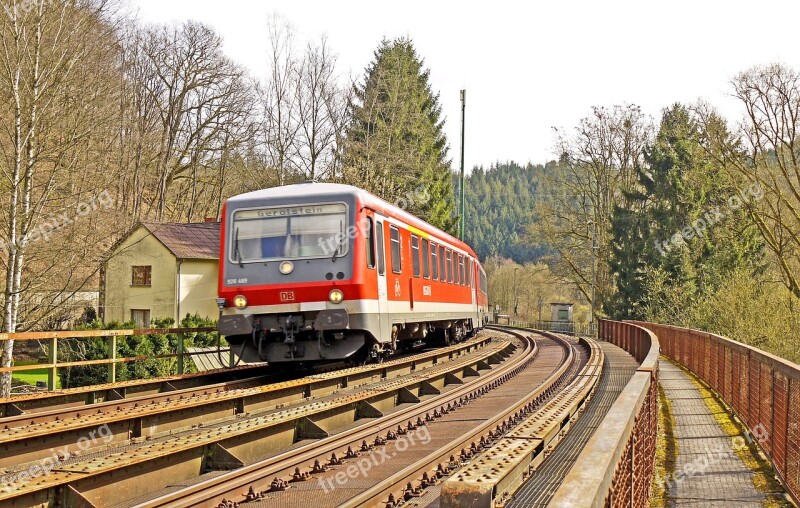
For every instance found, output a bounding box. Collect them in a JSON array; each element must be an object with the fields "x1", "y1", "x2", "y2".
[
  {"x1": 279, "y1": 261, "x2": 294, "y2": 274},
  {"x1": 329, "y1": 289, "x2": 344, "y2": 304},
  {"x1": 233, "y1": 294, "x2": 248, "y2": 309}
]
